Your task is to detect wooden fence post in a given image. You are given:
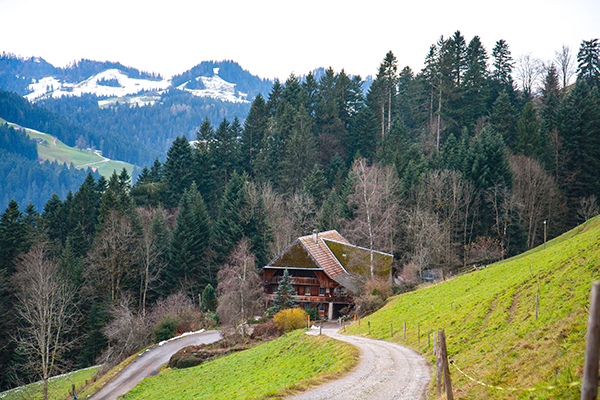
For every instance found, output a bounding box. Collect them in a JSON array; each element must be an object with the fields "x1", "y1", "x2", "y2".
[
  {"x1": 368, "y1": 320, "x2": 371, "y2": 335},
  {"x1": 535, "y1": 292, "x2": 539, "y2": 320},
  {"x1": 403, "y1": 322, "x2": 406, "y2": 341},
  {"x1": 439, "y1": 329, "x2": 454, "y2": 400},
  {"x1": 581, "y1": 280, "x2": 600, "y2": 400},
  {"x1": 391, "y1": 322, "x2": 394, "y2": 337},
  {"x1": 418, "y1": 323, "x2": 421, "y2": 343},
  {"x1": 436, "y1": 338, "x2": 442, "y2": 398}
]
